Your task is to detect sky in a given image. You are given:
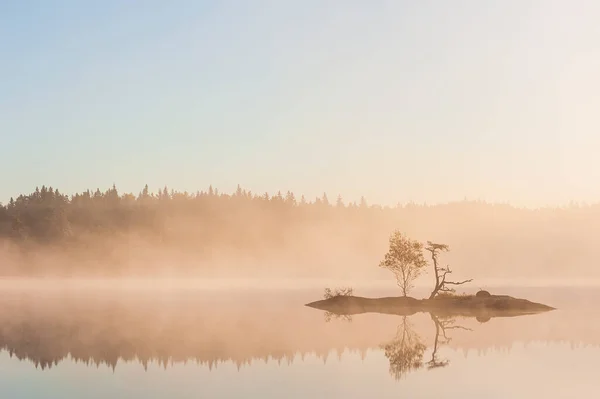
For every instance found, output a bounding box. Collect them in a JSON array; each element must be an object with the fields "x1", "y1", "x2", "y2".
[{"x1": 1, "y1": 0, "x2": 599, "y2": 207}]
